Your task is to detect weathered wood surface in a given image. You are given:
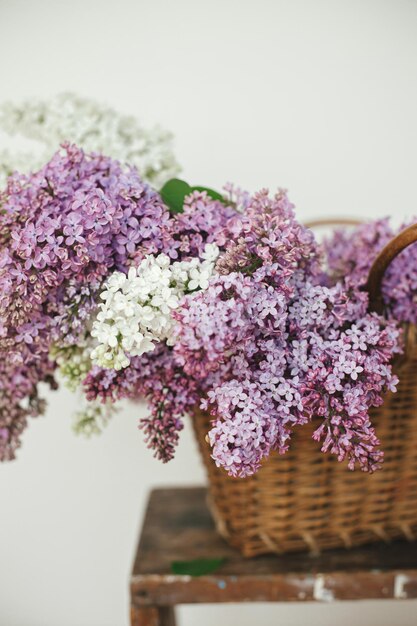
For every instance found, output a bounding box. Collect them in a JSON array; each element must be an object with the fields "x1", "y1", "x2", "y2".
[
  {"x1": 131, "y1": 487, "x2": 417, "y2": 606},
  {"x1": 130, "y1": 605, "x2": 176, "y2": 626}
]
